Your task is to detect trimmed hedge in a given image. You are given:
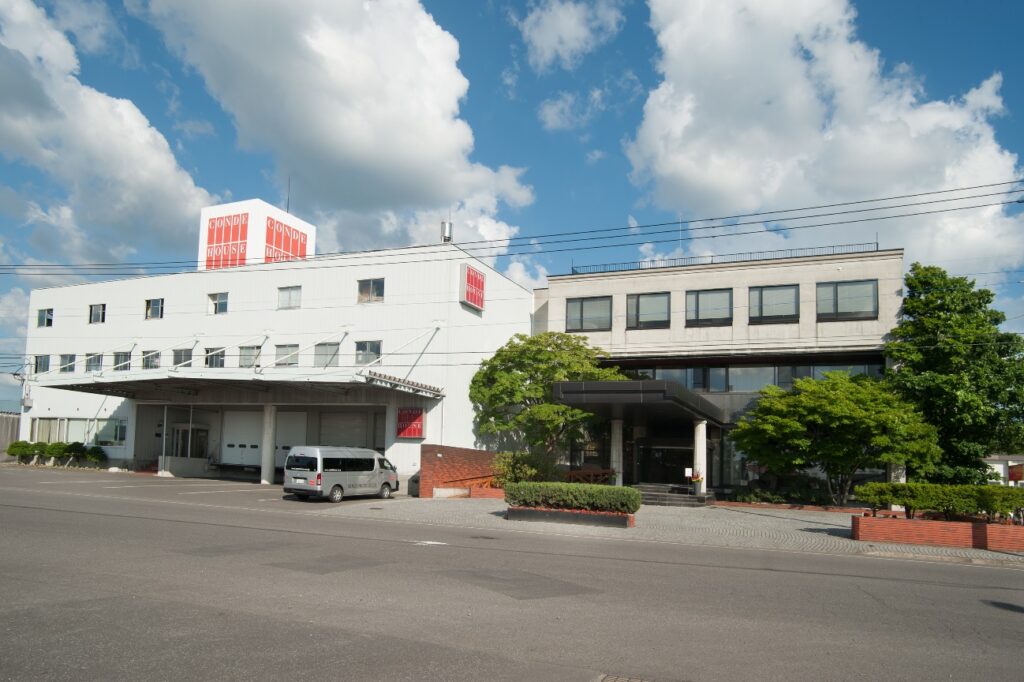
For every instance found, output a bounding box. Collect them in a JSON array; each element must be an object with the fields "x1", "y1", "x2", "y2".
[
  {"x1": 505, "y1": 482, "x2": 641, "y2": 514},
  {"x1": 856, "y1": 482, "x2": 1024, "y2": 521}
]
